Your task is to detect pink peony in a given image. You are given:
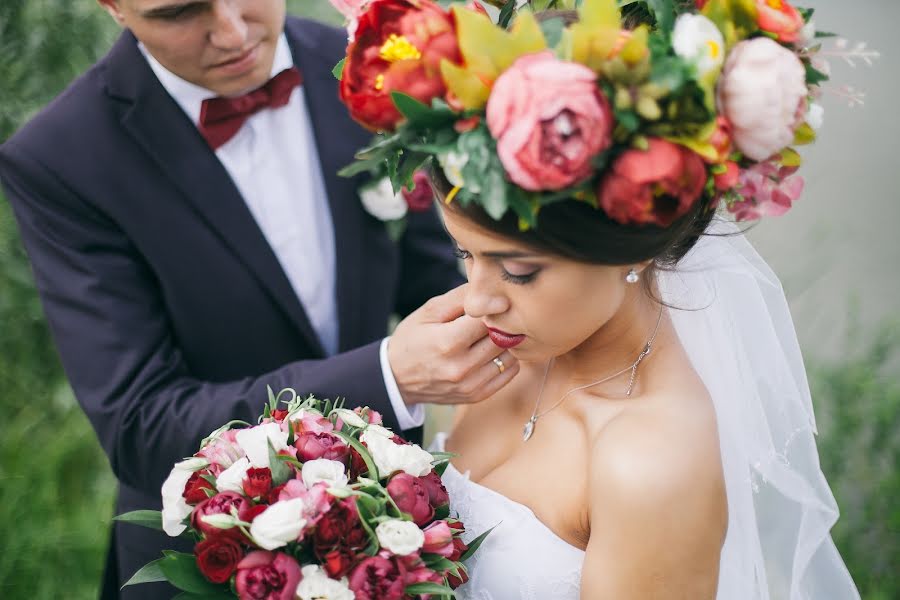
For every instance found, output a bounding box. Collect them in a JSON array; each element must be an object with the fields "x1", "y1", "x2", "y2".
[
  {"x1": 354, "y1": 406, "x2": 383, "y2": 425},
  {"x1": 486, "y1": 51, "x2": 614, "y2": 191},
  {"x1": 755, "y1": 0, "x2": 805, "y2": 43},
  {"x1": 348, "y1": 554, "x2": 407, "y2": 600},
  {"x1": 197, "y1": 429, "x2": 243, "y2": 473},
  {"x1": 387, "y1": 473, "x2": 434, "y2": 526},
  {"x1": 717, "y1": 37, "x2": 807, "y2": 161},
  {"x1": 235, "y1": 551, "x2": 301, "y2": 600},
  {"x1": 294, "y1": 432, "x2": 350, "y2": 464},
  {"x1": 401, "y1": 170, "x2": 435, "y2": 213},
  {"x1": 597, "y1": 138, "x2": 707, "y2": 227},
  {"x1": 289, "y1": 410, "x2": 334, "y2": 435},
  {"x1": 729, "y1": 161, "x2": 804, "y2": 220}
]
